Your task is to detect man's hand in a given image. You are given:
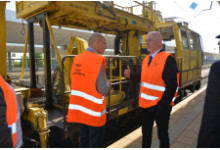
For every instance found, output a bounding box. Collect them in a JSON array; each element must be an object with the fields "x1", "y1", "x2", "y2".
[{"x1": 124, "y1": 65, "x2": 131, "y2": 78}]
